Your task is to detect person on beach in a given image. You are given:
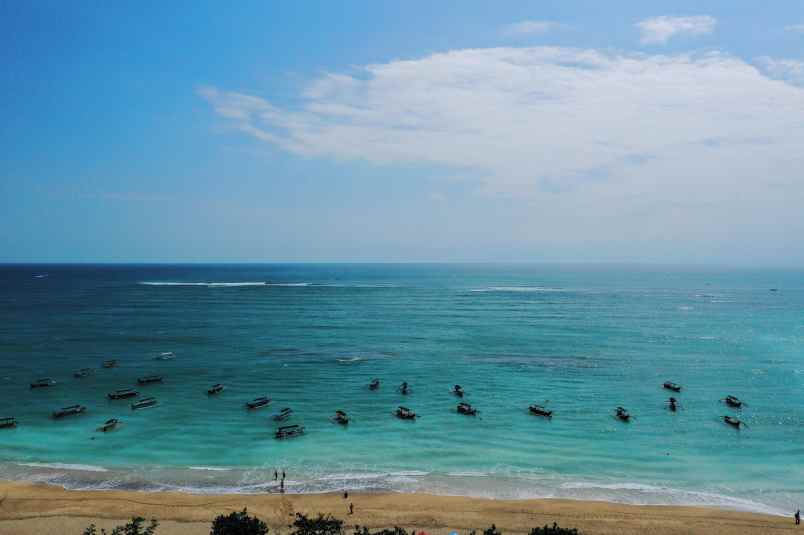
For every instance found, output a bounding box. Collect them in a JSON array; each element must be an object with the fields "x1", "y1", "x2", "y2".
[
  {"x1": 282, "y1": 470, "x2": 286, "y2": 480},
  {"x1": 348, "y1": 502, "x2": 354, "y2": 515},
  {"x1": 795, "y1": 509, "x2": 800, "y2": 525},
  {"x1": 344, "y1": 491, "x2": 348, "y2": 499}
]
